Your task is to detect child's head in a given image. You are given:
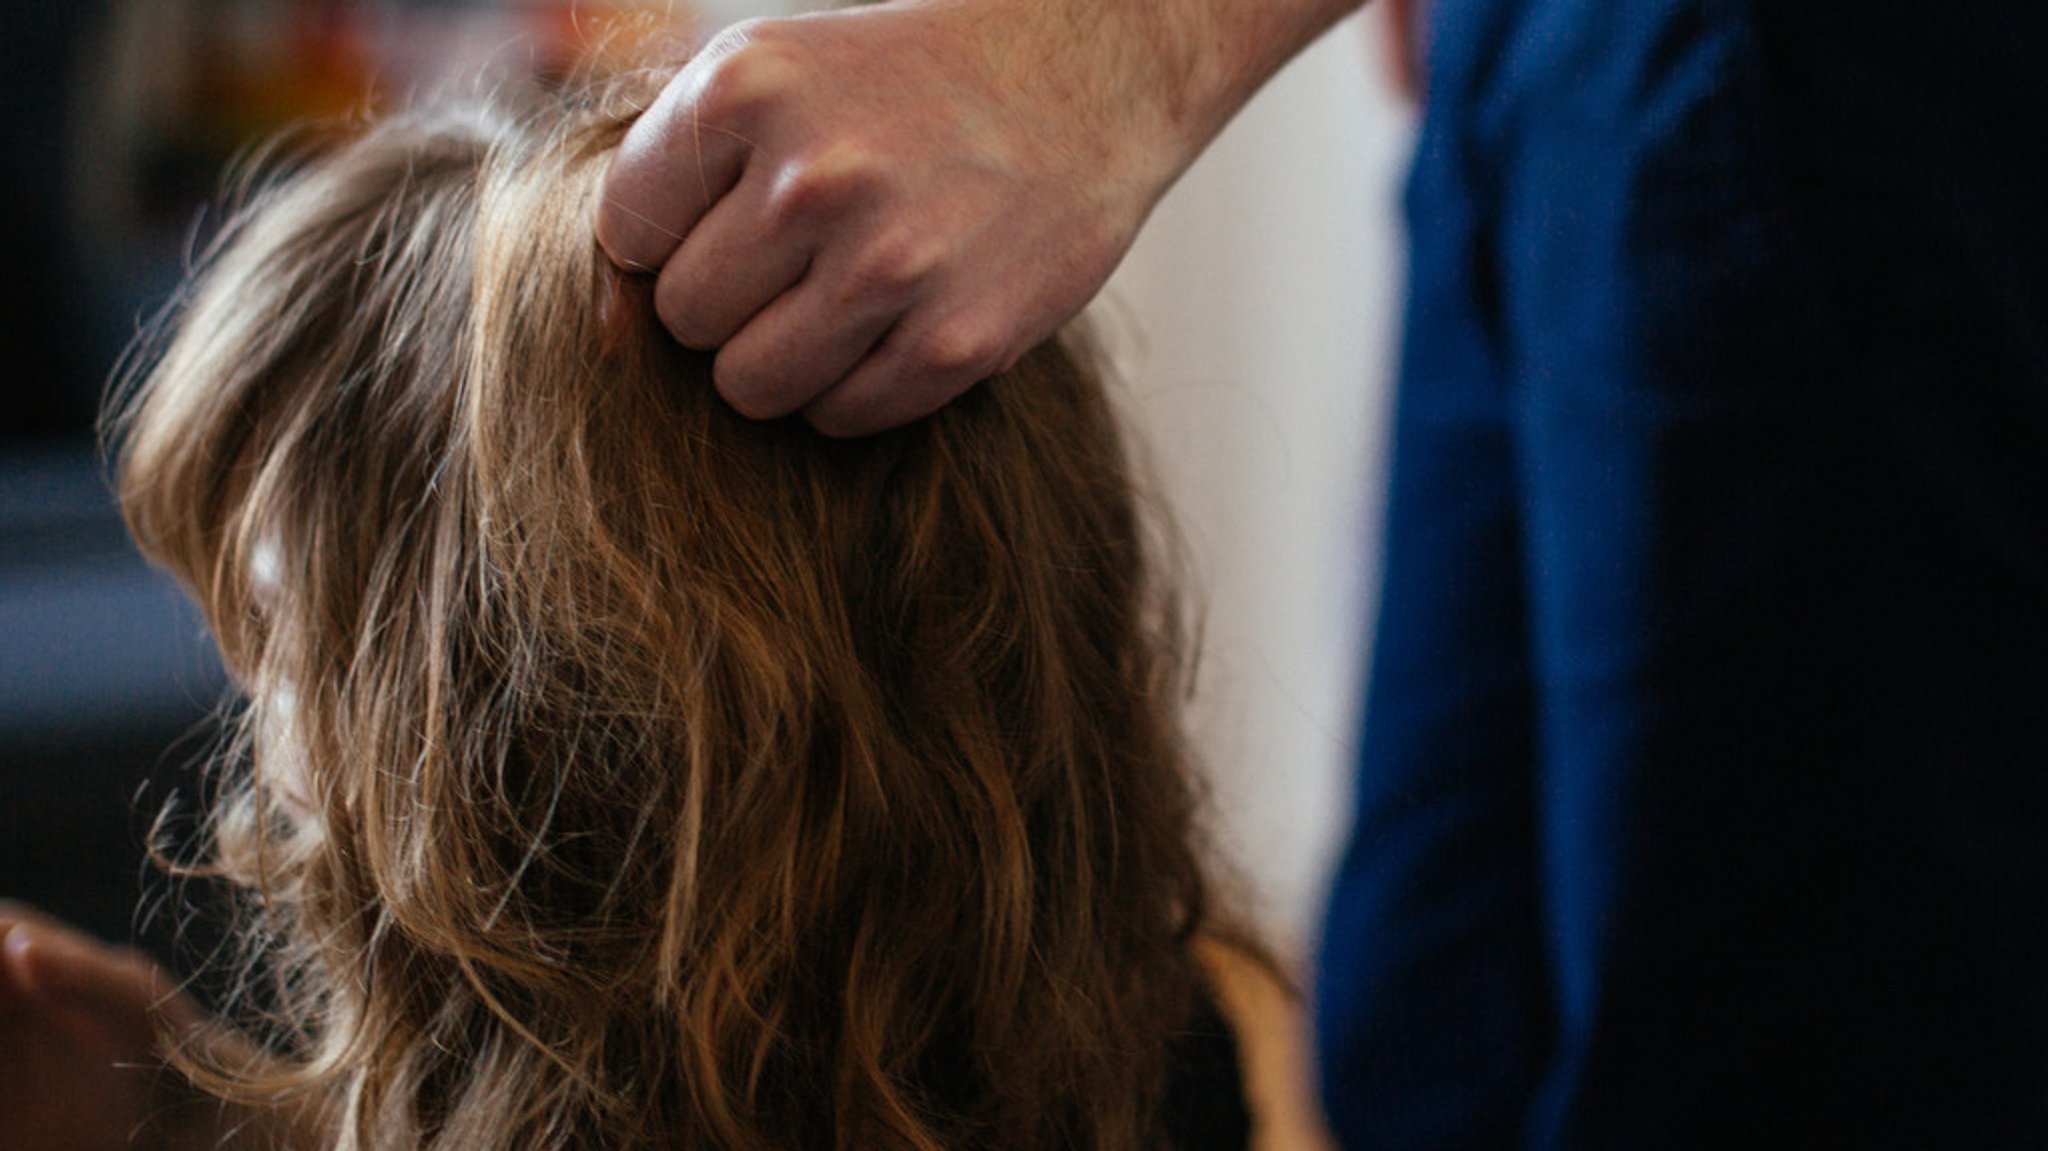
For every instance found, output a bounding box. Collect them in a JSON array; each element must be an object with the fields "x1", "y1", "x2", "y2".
[{"x1": 113, "y1": 75, "x2": 1212, "y2": 1151}]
